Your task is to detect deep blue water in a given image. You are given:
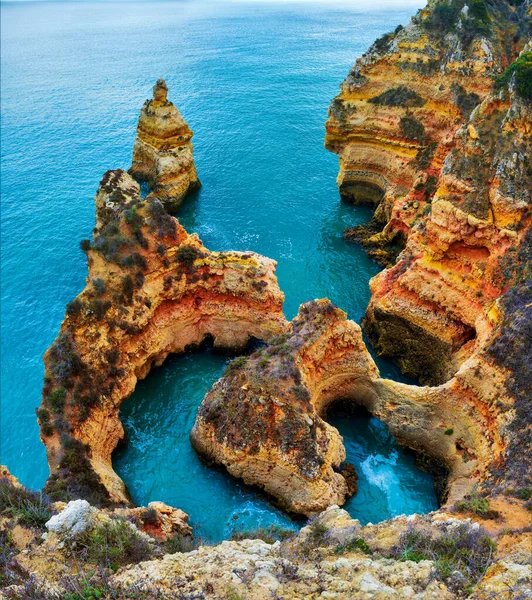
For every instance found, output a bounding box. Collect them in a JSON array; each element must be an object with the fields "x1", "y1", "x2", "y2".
[{"x1": 0, "y1": 1, "x2": 435, "y2": 542}]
